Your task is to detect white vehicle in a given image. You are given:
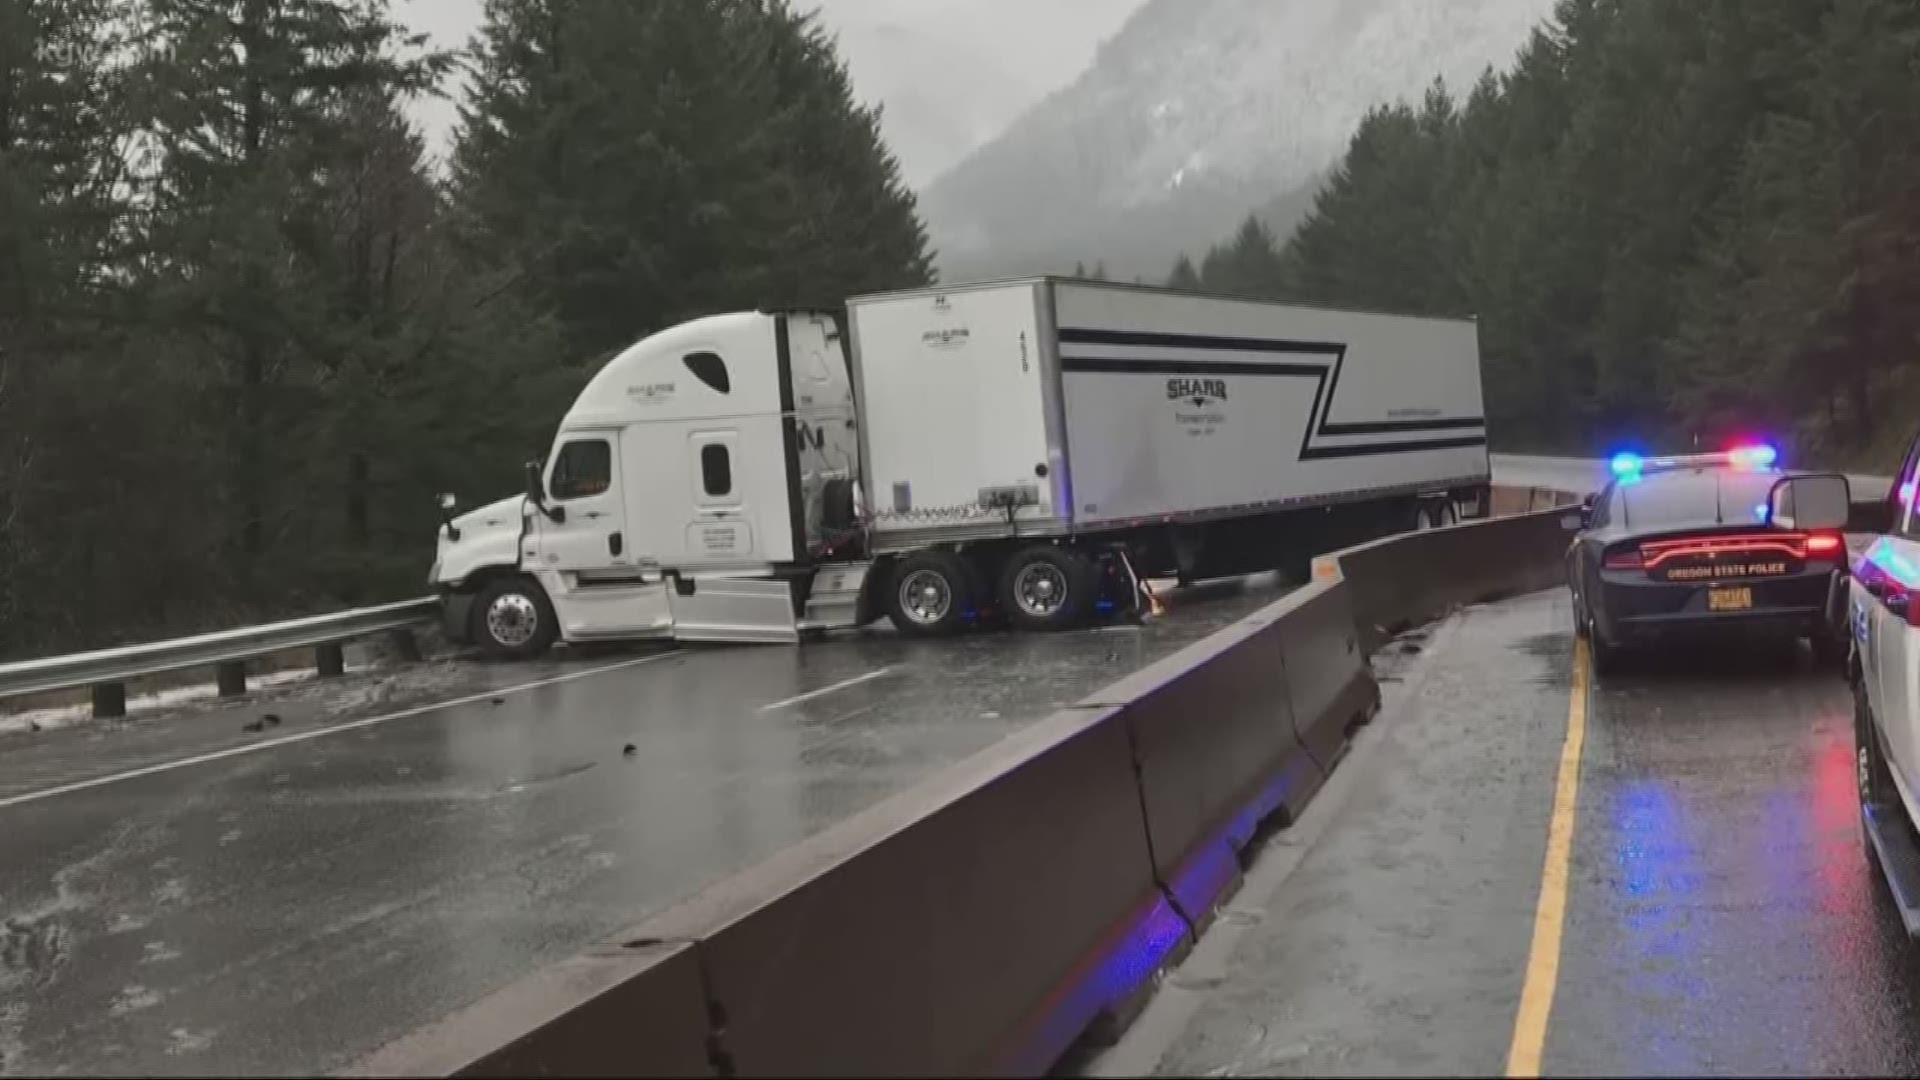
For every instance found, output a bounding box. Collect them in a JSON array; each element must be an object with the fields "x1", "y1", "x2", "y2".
[
  {"x1": 431, "y1": 279, "x2": 1494, "y2": 658},
  {"x1": 1851, "y1": 438, "x2": 1920, "y2": 931}
]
